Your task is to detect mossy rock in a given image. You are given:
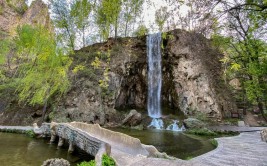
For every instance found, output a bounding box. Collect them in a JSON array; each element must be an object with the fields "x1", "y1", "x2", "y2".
[{"x1": 183, "y1": 118, "x2": 206, "y2": 129}]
